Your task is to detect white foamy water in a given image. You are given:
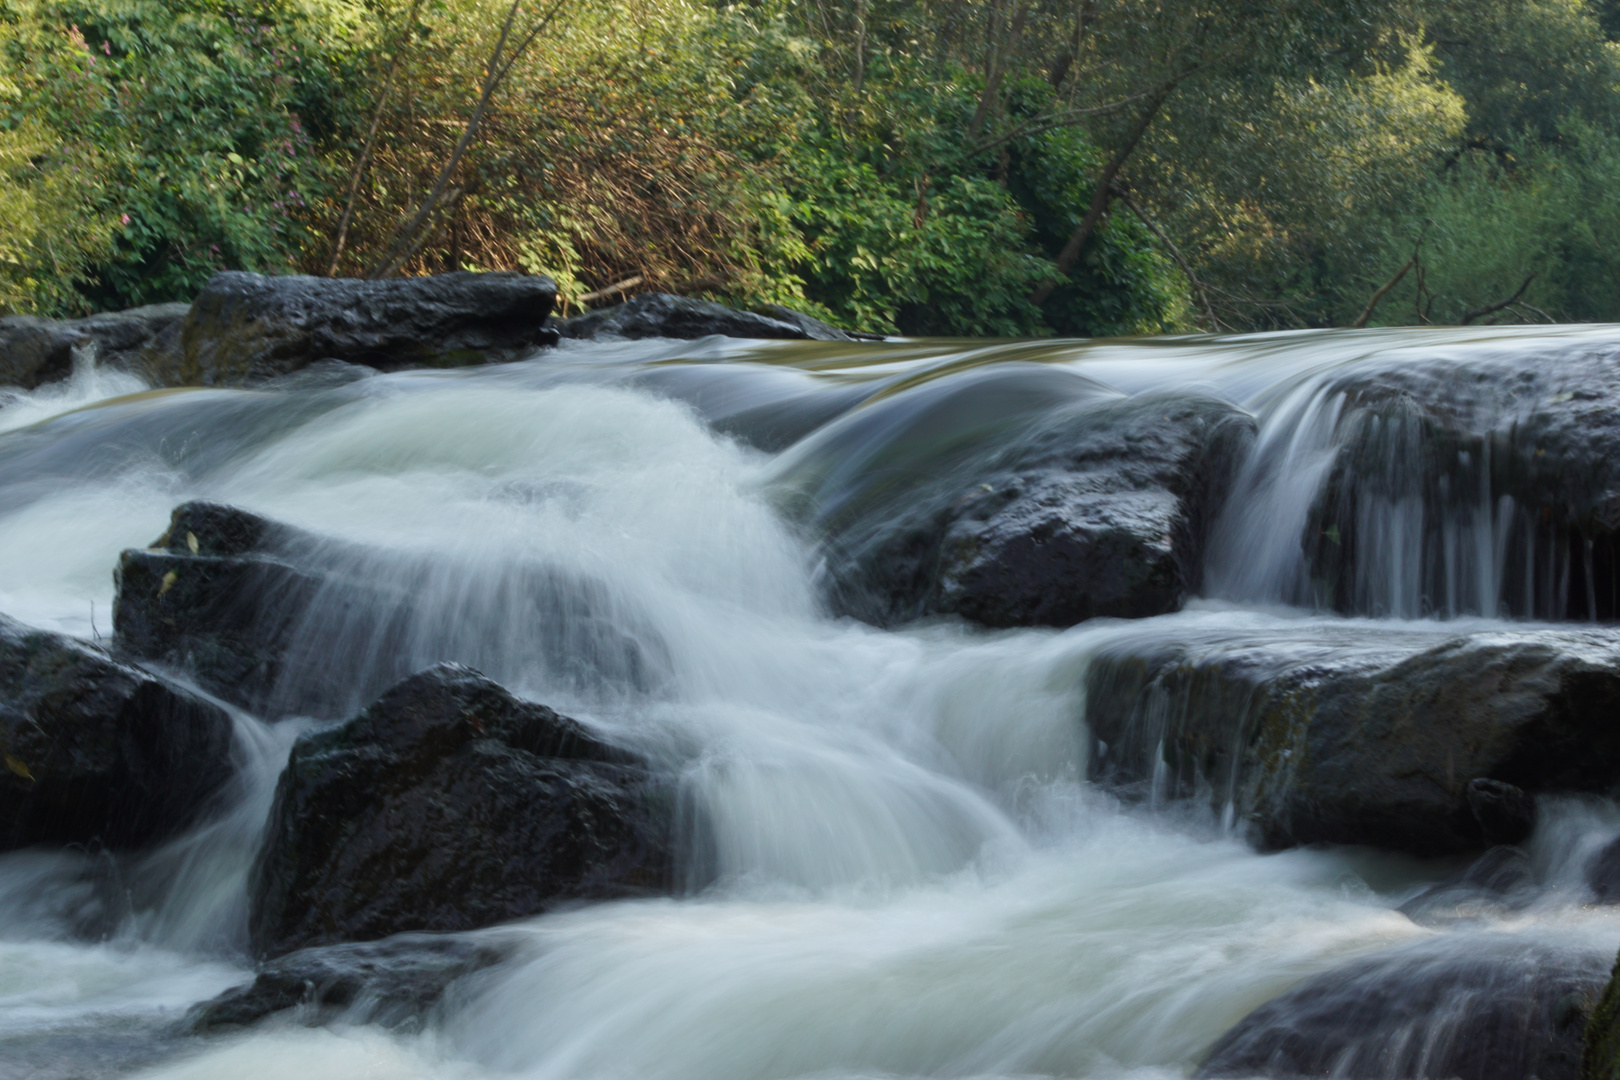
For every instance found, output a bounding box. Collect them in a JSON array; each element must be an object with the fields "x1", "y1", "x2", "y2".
[{"x1": 1, "y1": 328, "x2": 1619, "y2": 1080}]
